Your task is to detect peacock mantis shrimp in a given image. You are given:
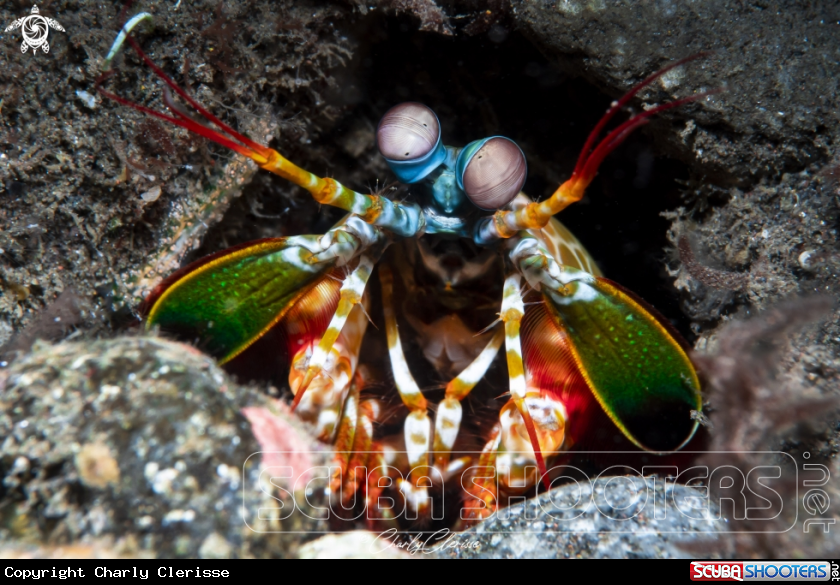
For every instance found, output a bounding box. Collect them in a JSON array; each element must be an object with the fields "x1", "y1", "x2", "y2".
[{"x1": 98, "y1": 6, "x2": 713, "y2": 528}]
